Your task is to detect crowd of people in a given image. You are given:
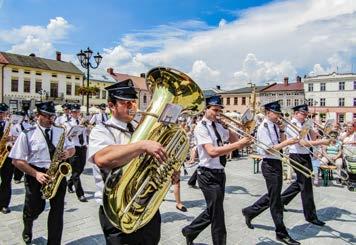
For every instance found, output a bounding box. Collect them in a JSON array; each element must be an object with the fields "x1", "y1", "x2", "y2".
[{"x1": 0, "y1": 77, "x2": 354, "y2": 245}]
